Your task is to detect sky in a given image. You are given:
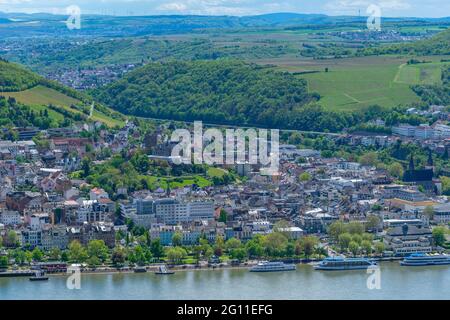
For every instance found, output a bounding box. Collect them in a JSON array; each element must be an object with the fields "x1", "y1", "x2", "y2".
[{"x1": 0, "y1": 0, "x2": 448, "y2": 18}]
